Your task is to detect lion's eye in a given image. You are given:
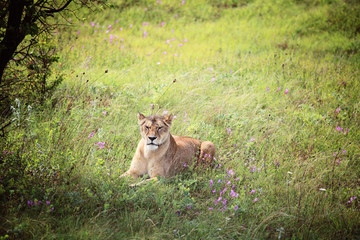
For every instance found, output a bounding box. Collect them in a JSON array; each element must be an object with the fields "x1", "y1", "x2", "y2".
[
  {"x1": 145, "y1": 126, "x2": 149, "y2": 130},
  {"x1": 158, "y1": 127, "x2": 163, "y2": 131}
]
